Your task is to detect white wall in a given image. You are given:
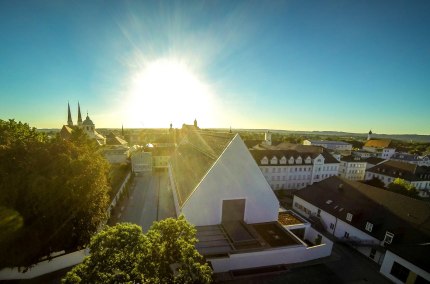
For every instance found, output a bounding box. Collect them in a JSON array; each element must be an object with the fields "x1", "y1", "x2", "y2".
[
  {"x1": 293, "y1": 196, "x2": 380, "y2": 243},
  {"x1": 182, "y1": 135, "x2": 279, "y2": 226},
  {"x1": 380, "y1": 250, "x2": 430, "y2": 284},
  {"x1": 0, "y1": 249, "x2": 88, "y2": 280},
  {"x1": 209, "y1": 242, "x2": 332, "y2": 273}
]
